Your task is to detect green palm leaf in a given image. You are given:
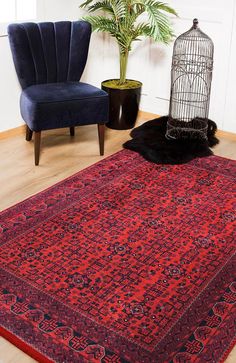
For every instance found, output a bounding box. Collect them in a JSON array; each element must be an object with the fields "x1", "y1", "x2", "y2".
[
  {"x1": 86, "y1": 1, "x2": 114, "y2": 15},
  {"x1": 83, "y1": 15, "x2": 117, "y2": 34},
  {"x1": 80, "y1": 0, "x2": 177, "y2": 83}
]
